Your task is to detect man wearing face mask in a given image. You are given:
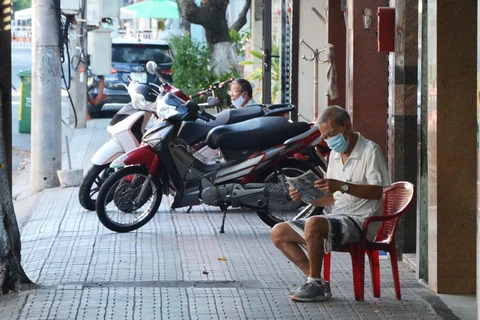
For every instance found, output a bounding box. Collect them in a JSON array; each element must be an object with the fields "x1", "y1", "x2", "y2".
[
  {"x1": 228, "y1": 79, "x2": 257, "y2": 108},
  {"x1": 270, "y1": 105, "x2": 390, "y2": 302}
]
